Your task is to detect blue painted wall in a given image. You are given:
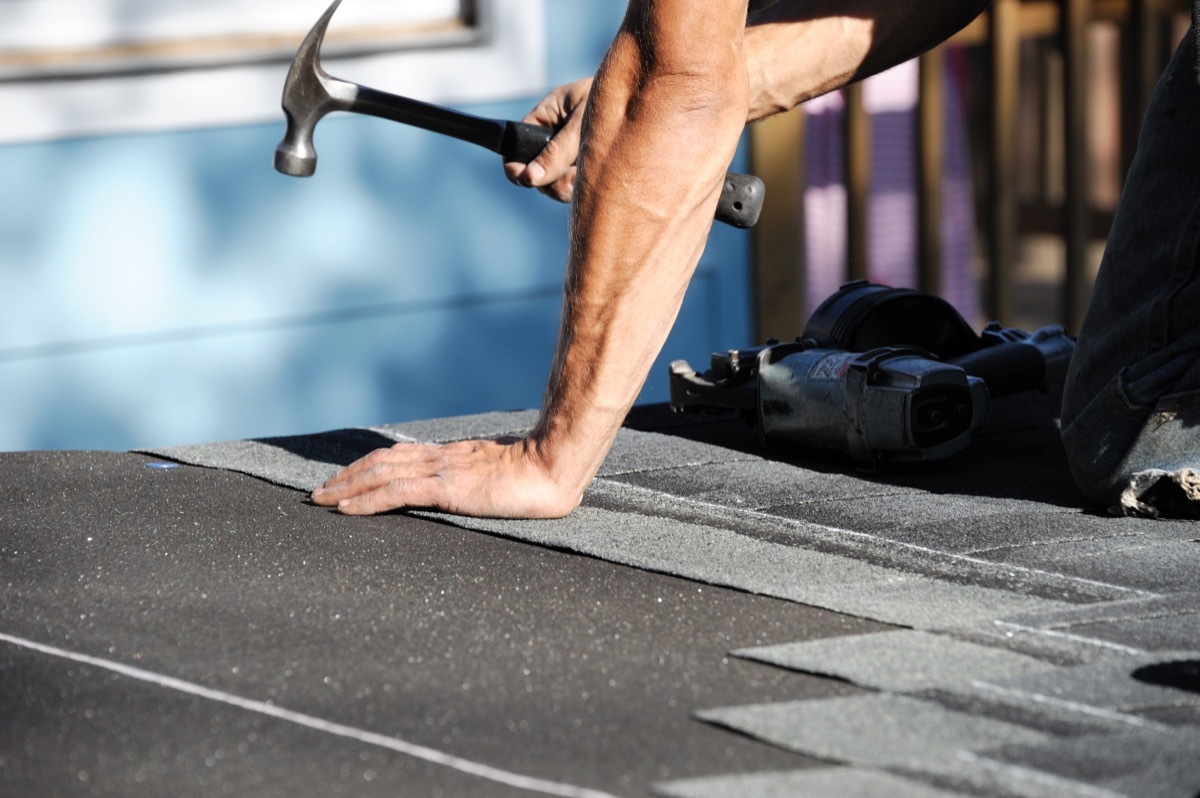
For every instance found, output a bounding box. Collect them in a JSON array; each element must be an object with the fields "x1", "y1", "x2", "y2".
[{"x1": 0, "y1": 2, "x2": 752, "y2": 451}]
